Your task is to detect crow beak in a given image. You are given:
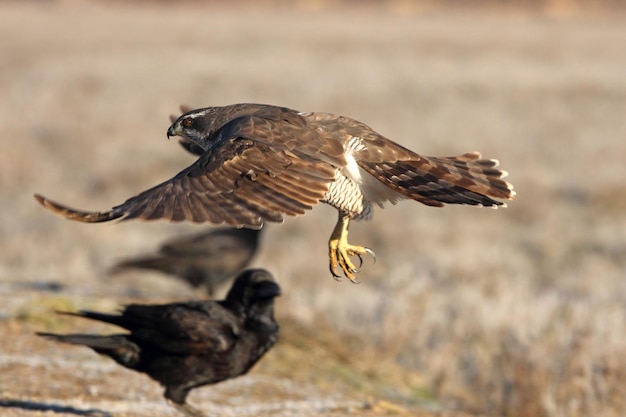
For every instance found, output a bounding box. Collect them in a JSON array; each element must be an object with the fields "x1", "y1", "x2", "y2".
[{"x1": 254, "y1": 281, "x2": 282, "y2": 299}]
